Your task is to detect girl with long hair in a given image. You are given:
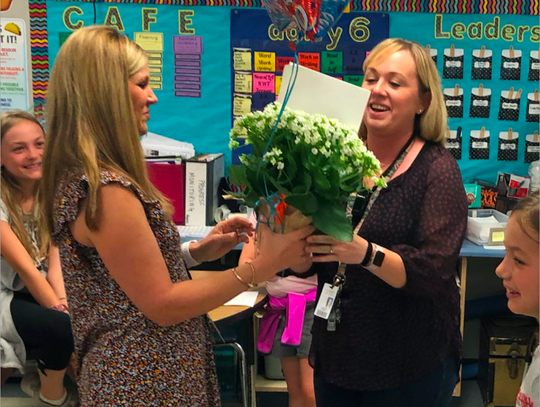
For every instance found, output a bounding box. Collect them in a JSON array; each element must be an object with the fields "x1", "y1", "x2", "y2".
[{"x1": 1, "y1": 110, "x2": 76, "y2": 406}]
